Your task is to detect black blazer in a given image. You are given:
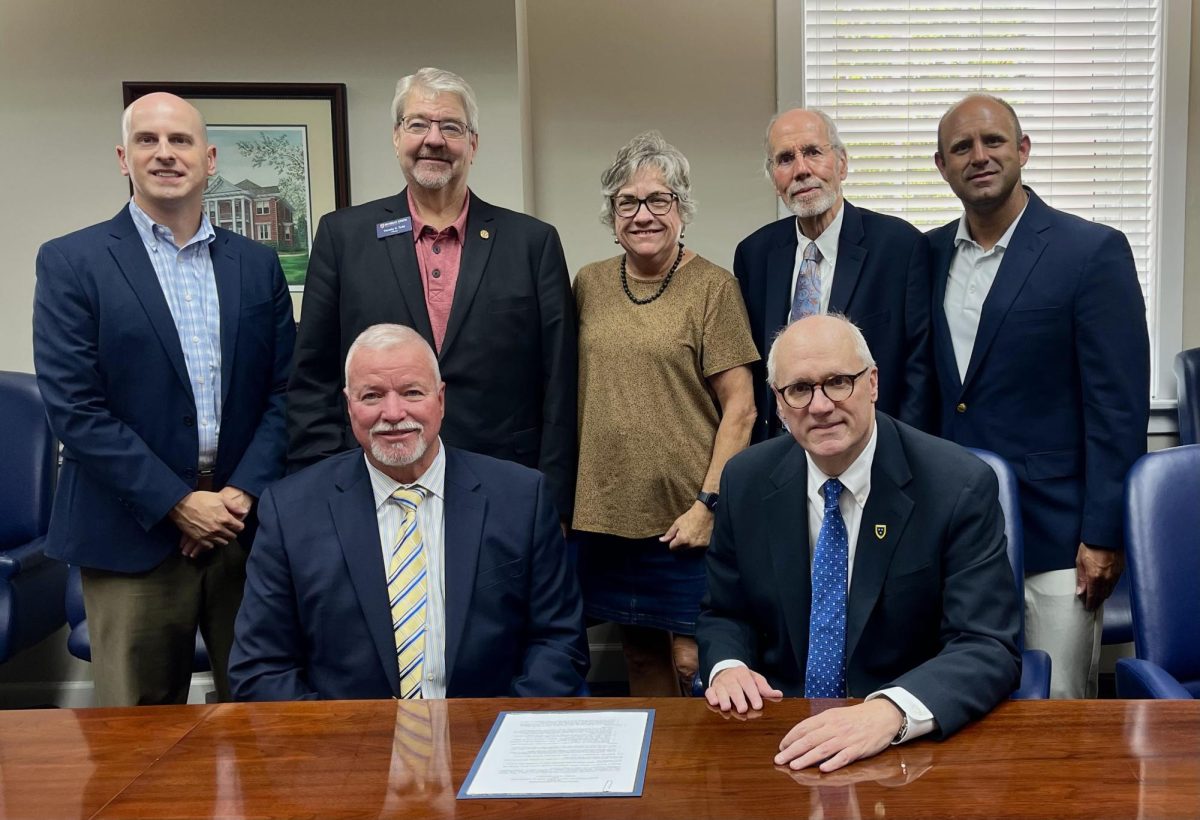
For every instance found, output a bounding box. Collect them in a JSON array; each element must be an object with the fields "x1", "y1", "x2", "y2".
[
  {"x1": 697, "y1": 414, "x2": 1020, "y2": 738},
  {"x1": 928, "y1": 188, "x2": 1149, "y2": 572},
  {"x1": 734, "y1": 200, "x2": 936, "y2": 439},
  {"x1": 287, "y1": 190, "x2": 577, "y2": 517}
]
